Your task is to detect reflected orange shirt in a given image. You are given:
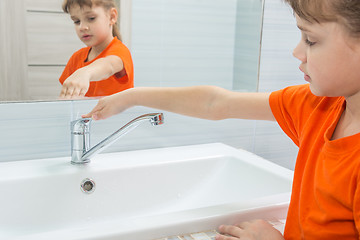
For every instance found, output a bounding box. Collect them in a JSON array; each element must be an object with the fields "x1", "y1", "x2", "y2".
[
  {"x1": 59, "y1": 37, "x2": 134, "y2": 97},
  {"x1": 270, "y1": 84, "x2": 360, "y2": 240}
]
